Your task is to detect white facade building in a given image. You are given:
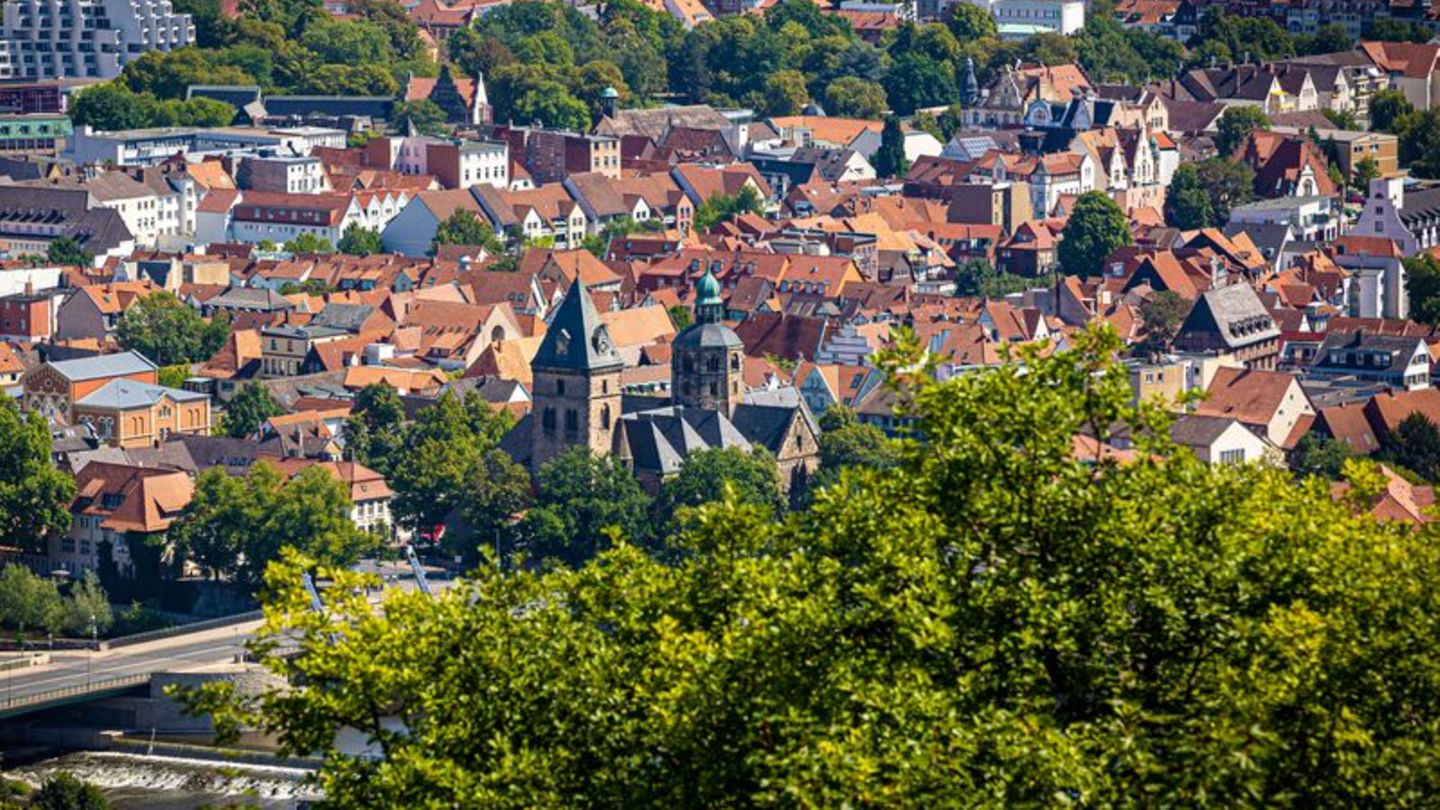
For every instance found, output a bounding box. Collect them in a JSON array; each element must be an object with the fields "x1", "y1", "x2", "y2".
[
  {"x1": 0, "y1": 0, "x2": 194, "y2": 80},
  {"x1": 969, "y1": 0, "x2": 1084, "y2": 39}
]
